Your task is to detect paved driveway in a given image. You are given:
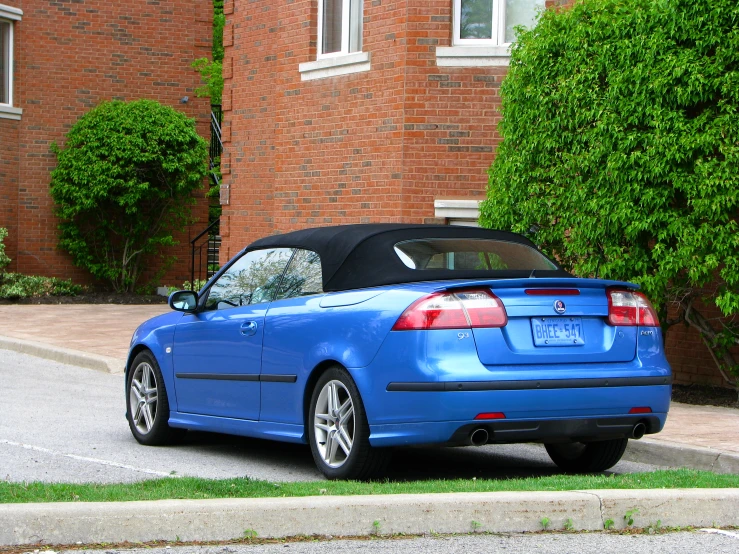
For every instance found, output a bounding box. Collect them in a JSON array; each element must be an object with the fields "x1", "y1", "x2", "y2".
[{"x1": 1, "y1": 350, "x2": 663, "y2": 483}]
